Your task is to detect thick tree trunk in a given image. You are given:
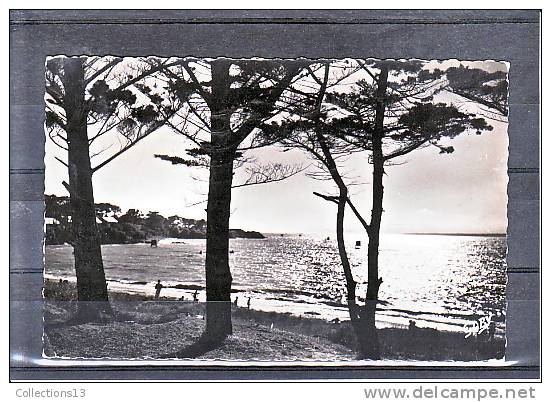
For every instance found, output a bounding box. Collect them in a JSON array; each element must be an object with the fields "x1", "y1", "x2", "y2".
[
  {"x1": 204, "y1": 151, "x2": 234, "y2": 339},
  {"x1": 61, "y1": 57, "x2": 110, "y2": 321},
  {"x1": 358, "y1": 66, "x2": 389, "y2": 360},
  {"x1": 358, "y1": 142, "x2": 384, "y2": 359},
  {"x1": 204, "y1": 60, "x2": 234, "y2": 340}
]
